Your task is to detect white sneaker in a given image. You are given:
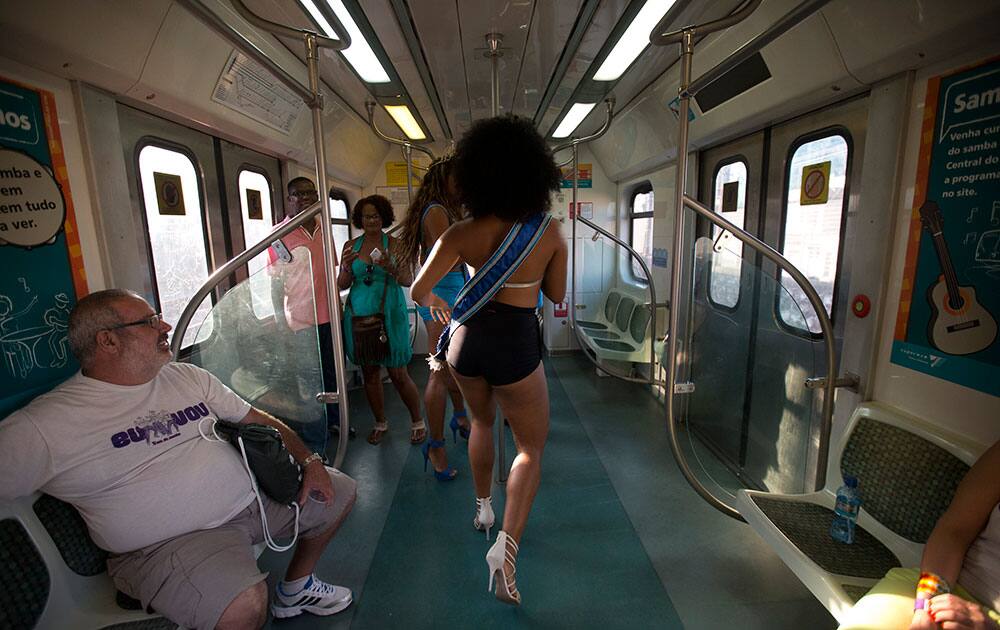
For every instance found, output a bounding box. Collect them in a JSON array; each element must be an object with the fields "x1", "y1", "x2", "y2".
[{"x1": 271, "y1": 575, "x2": 353, "y2": 618}]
